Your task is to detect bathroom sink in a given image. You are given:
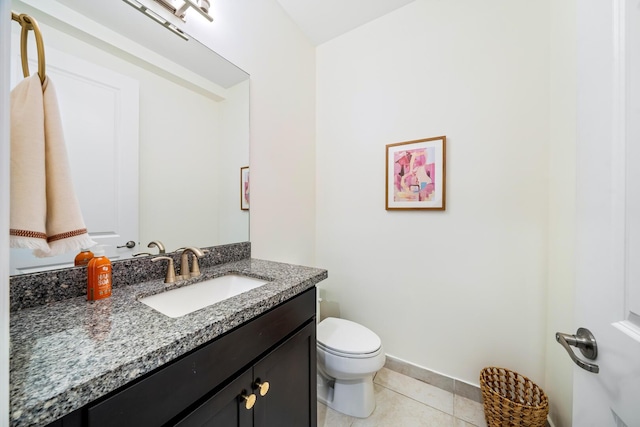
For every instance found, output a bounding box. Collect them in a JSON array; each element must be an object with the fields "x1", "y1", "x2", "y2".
[{"x1": 139, "y1": 274, "x2": 269, "y2": 318}]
